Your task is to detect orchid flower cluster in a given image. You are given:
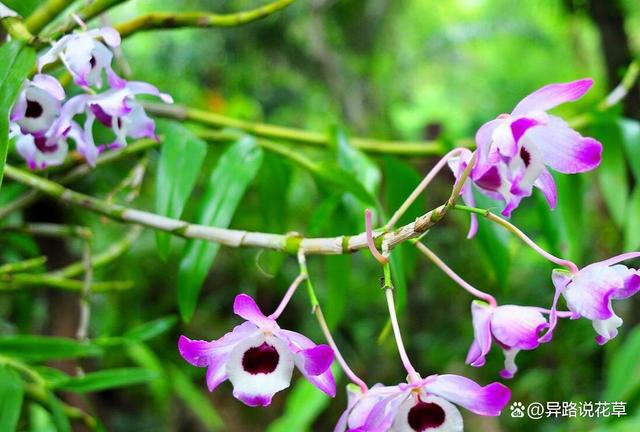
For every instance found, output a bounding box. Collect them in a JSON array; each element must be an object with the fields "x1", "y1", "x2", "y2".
[
  {"x1": 9, "y1": 25, "x2": 172, "y2": 170},
  {"x1": 178, "y1": 80, "x2": 640, "y2": 432}
]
